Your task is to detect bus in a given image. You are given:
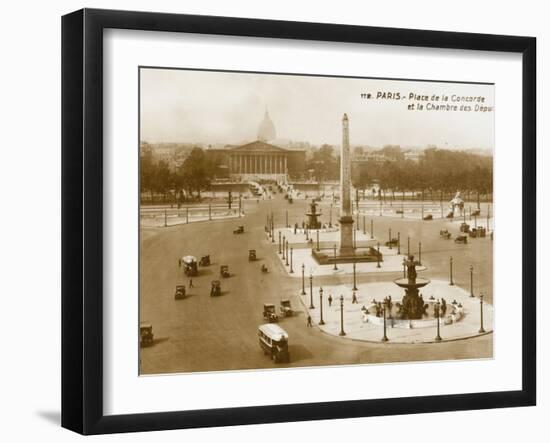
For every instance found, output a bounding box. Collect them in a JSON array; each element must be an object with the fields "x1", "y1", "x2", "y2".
[{"x1": 258, "y1": 323, "x2": 290, "y2": 363}]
